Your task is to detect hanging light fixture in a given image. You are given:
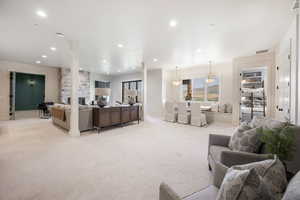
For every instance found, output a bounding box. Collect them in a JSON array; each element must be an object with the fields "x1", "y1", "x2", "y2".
[
  {"x1": 206, "y1": 61, "x2": 215, "y2": 83},
  {"x1": 172, "y1": 66, "x2": 181, "y2": 86}
]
